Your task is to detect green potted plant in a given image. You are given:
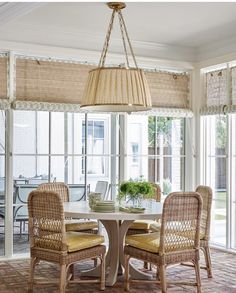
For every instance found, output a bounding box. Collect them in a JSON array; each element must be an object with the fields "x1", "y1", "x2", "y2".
[{"x1": 118, "y1": 178, "x2": 154, "y2": 207}]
